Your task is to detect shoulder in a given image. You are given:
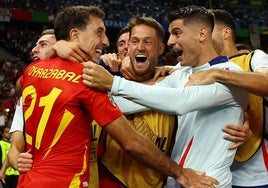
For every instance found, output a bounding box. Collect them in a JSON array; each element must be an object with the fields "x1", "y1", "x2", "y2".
[{"x1": 211, "y1": 60, "x2": 243, "y2": 72}]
